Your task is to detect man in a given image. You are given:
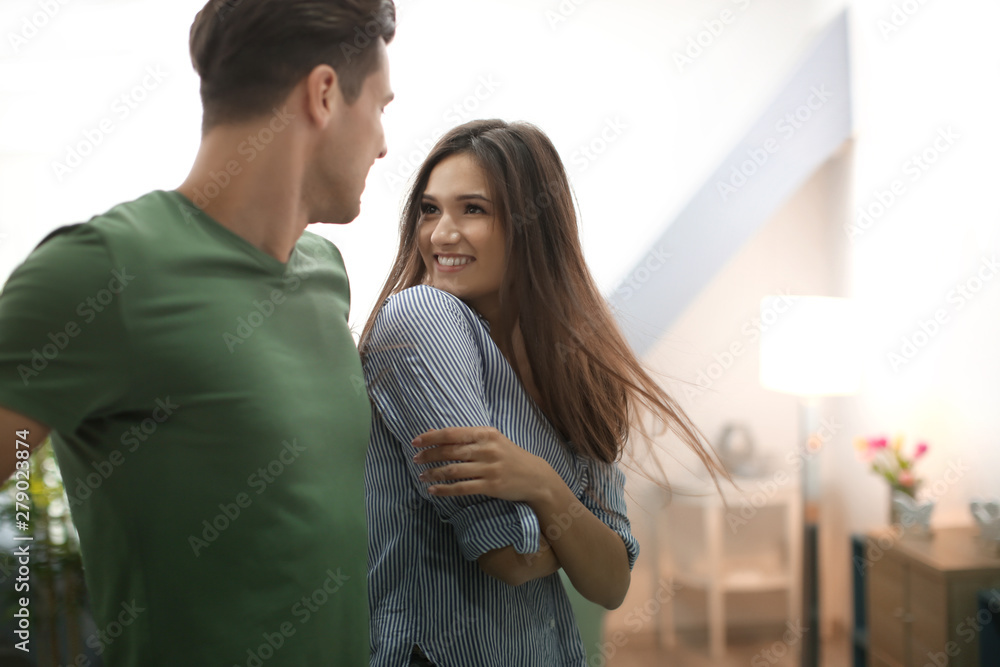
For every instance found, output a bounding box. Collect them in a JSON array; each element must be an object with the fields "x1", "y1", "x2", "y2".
[{"x1": 0, "y1": 0, "x2": 395, "y2": 664}]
